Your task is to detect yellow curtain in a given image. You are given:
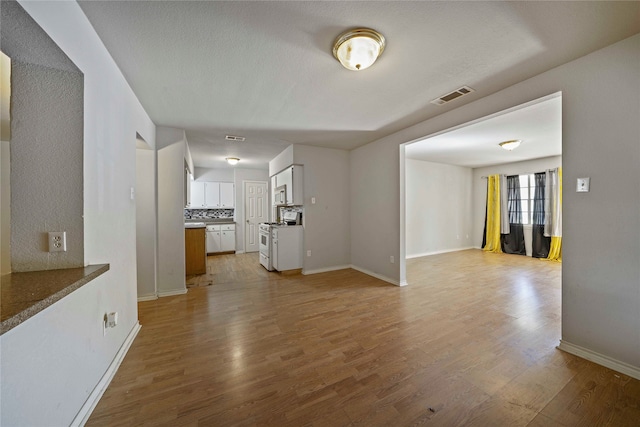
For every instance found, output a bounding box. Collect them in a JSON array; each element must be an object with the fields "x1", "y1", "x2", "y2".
[
  {"x1": 548, "y1": 237, "x2": 562, "y2": 262},
  {"x1": 483, "y1": 175, "x2": 502, "y2": 253},
  {"x1": 546, "y1": 167, "x2": 562, "y2": 262}
]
